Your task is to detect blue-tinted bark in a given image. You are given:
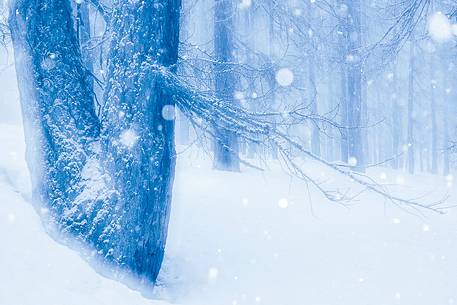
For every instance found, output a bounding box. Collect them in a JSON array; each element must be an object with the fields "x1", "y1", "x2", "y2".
[
  {"x1": 75, "y1": 1, "x2": 94, "y2": 92},
  {"x1": 213, "y1": 0, "x2": 240, "y2": 171},
  {"x1": 407, "y1": 37, "x2": 415, "y2": 174},
  {"x1": 9, "y1": 0, "x2": 100, "y2": 217},
  {"x1": 305, "y1": 3, "x2": 320, "y2": 158},
  {"x1": 308, "y1": 54, "x2": 320, "y2": 157},
  {"x1": 338, "y1": 8, "x2": 349, "y2": 164},
  {"x1": 338, "y1": 0, "x2": 365, "y2": 172},
  {"x1": 430, "y1": 56, "x2": 438, "y2": 174},
  {"x1": 100, "y1": 0, "x2": 180, "y2": 282},
  {"x1": 391, "y1": 63, "x2": 401, "y2": 169},
  {"x1": 10, "y1": 0, "x2": 181, "y2": 284}
]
